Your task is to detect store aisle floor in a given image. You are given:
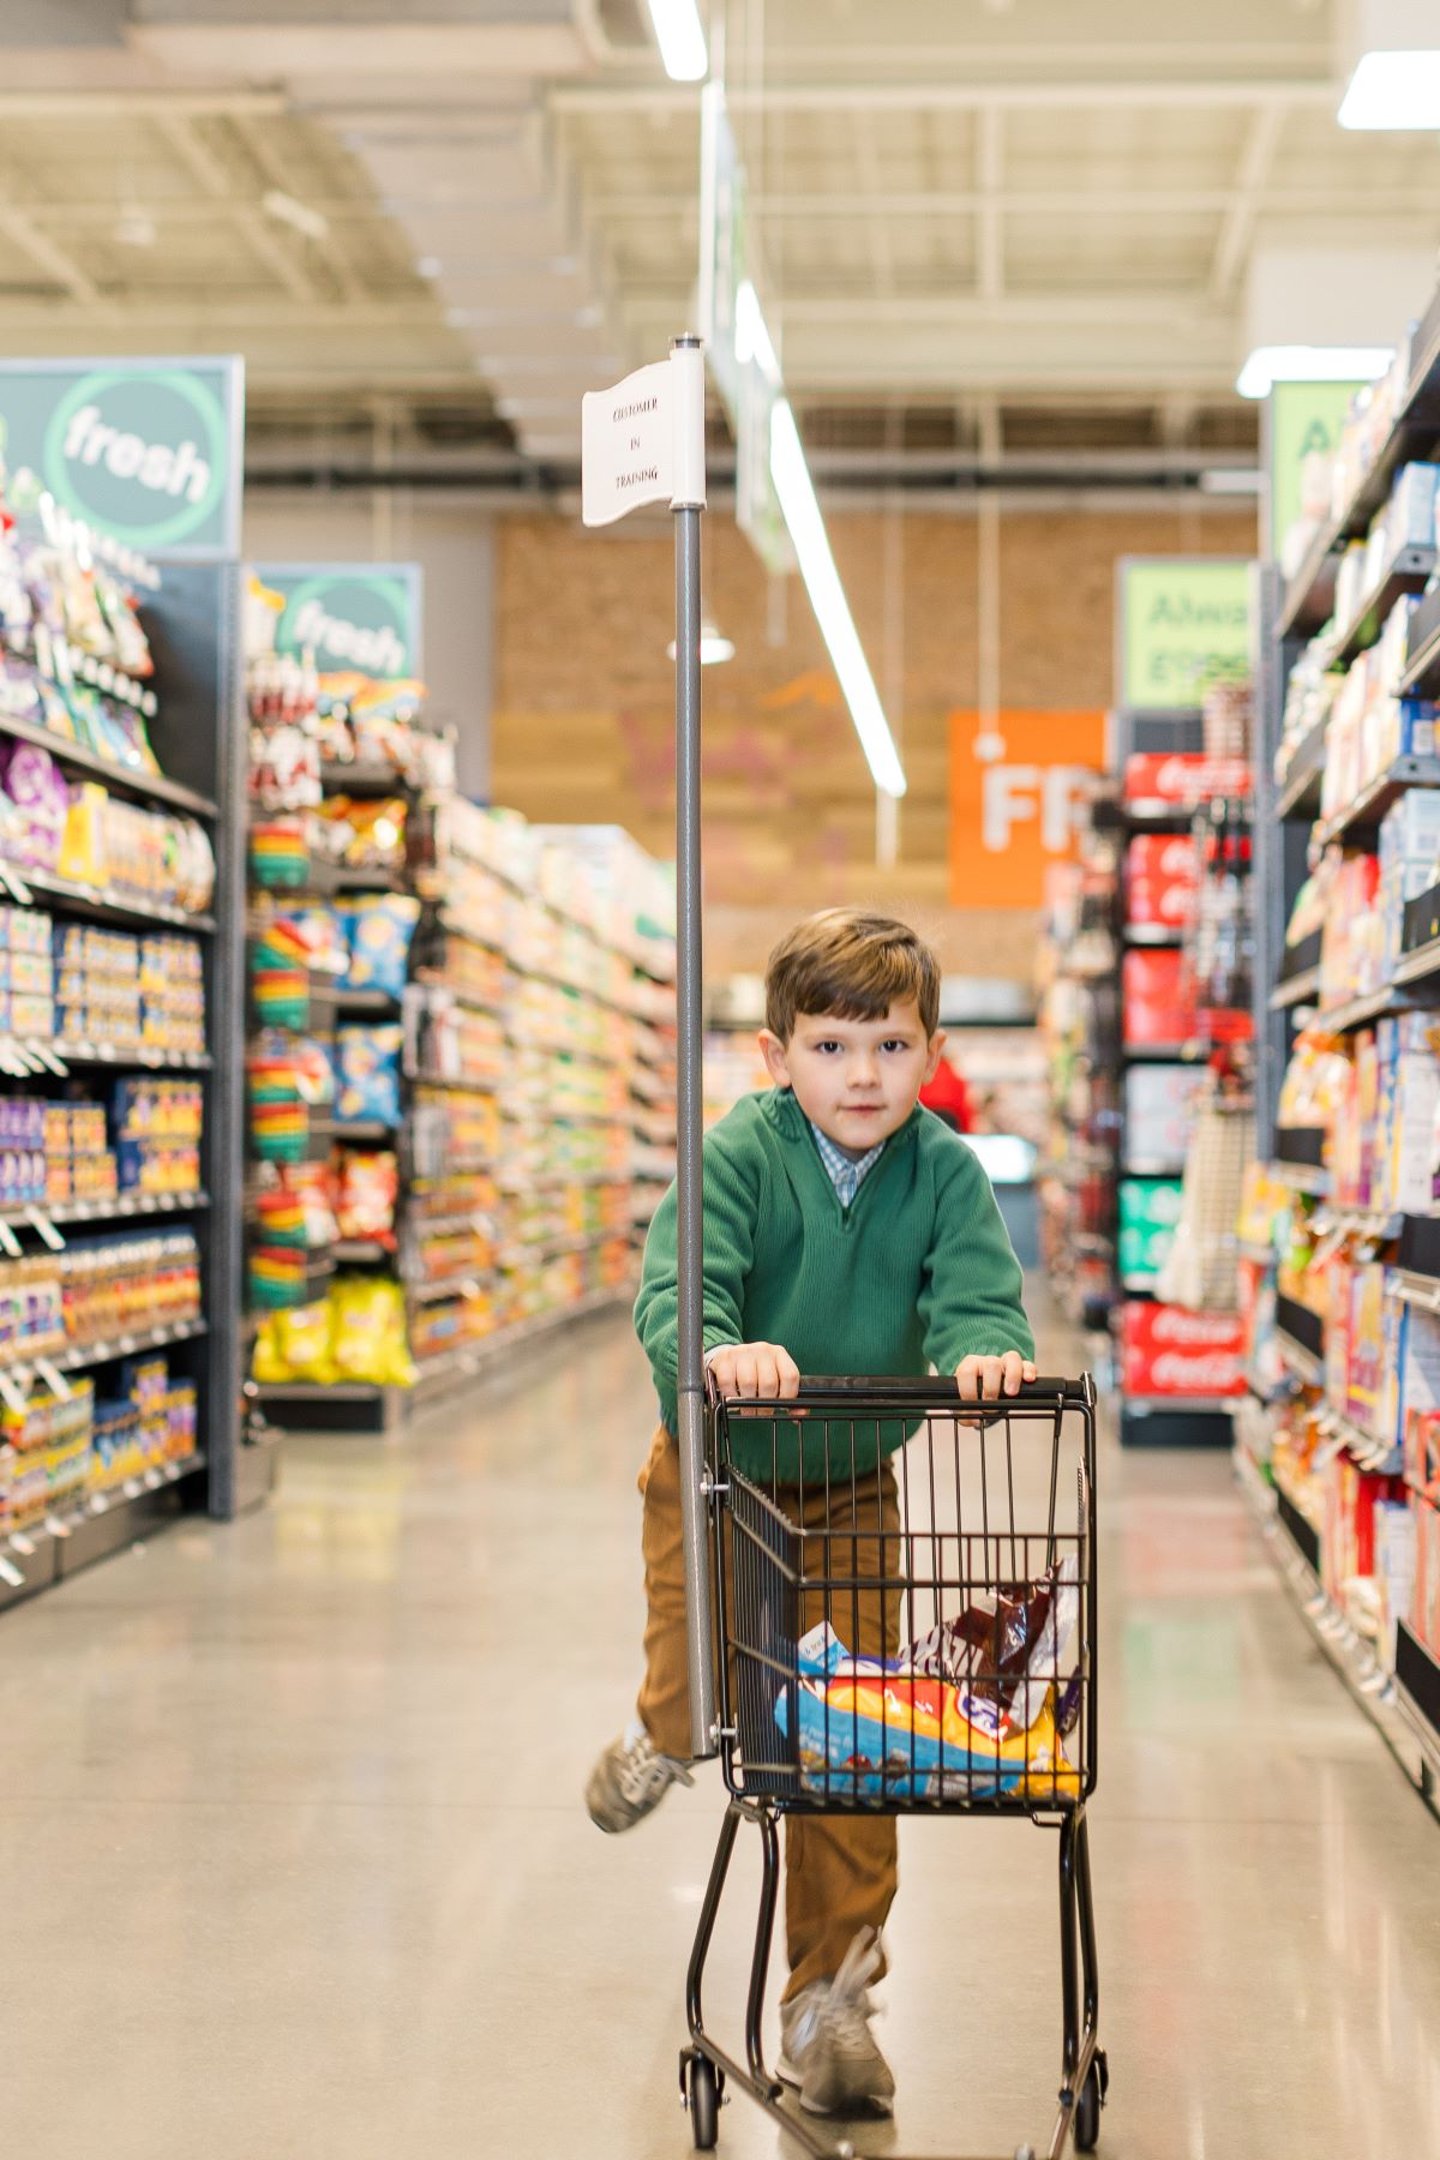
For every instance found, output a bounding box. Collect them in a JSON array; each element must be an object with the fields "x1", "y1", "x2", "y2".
[{"x1": 3, "y1": 1287, "x2": 1440, "y2": 2160}]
